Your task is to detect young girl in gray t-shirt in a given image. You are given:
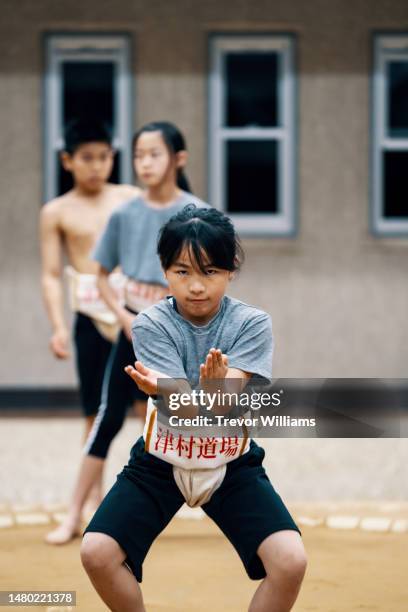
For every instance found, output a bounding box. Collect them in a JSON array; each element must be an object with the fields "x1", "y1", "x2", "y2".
[{"x1": 82, "y1": 205, "x2": 307, "y2": 611}]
